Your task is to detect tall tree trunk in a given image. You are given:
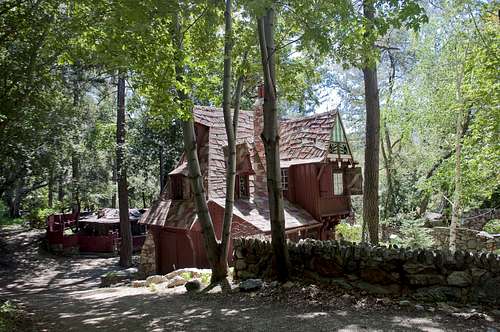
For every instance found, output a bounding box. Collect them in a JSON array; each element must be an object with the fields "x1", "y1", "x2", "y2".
[
  {"x1": 48, "y1": 166, "x2": 54, "y2": 208},
  {"x1": 71, "y1": 152, "x2": 80, "y2": 216},
  {"x1": 58, "y1": 171, "x2": 64, "y2": 211},
  {"x1": 257, "y1": 7, "x2": 290, "y2": 281},
  {"x1": 449, "y1": 71, "x2": 464, "y2": 253},
  {"x1": 111, "y1": 158, "x2": 117, "y2": 209},
  {"x1": 171, "y1": 10, "x2": 223, "y2": 283},
  {"x1": 362, "y1": 0, "x2": 380, "y2": 245},
  {"x1": 159, "y1": 144, "x2": 166, "y2": 192},
  {"x1": 117, "y1": 74, "x2": 132, "y2": 267},
  {"x1": 219, "y1": 0, "x2": 236, "y2": 284}
]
